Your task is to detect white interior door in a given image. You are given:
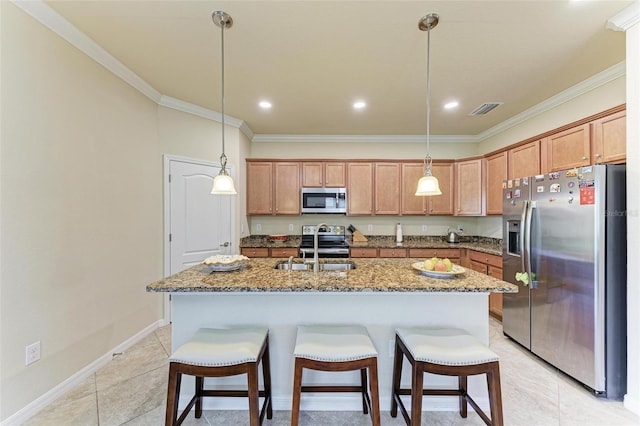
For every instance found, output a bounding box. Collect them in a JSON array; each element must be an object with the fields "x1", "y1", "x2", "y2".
[{"x1": 163, "y1": 156, "x2": 235, "y2": 322}]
